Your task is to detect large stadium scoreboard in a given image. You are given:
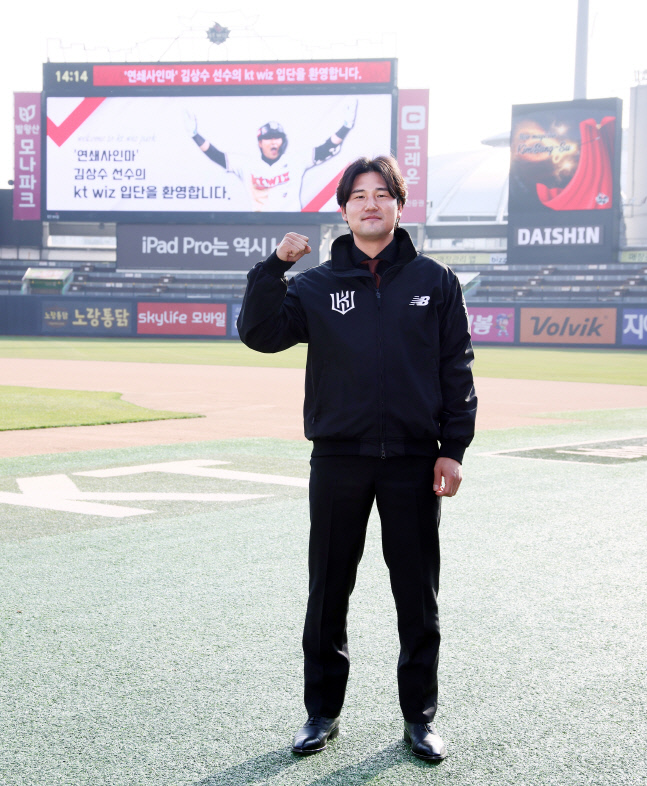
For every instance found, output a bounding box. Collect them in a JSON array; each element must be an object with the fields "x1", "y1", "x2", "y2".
[{"x1": 42, "y1": 59, "x2": 397, "y2": 223}]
